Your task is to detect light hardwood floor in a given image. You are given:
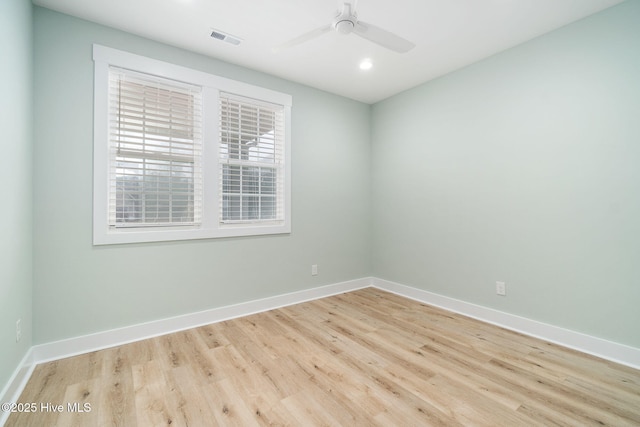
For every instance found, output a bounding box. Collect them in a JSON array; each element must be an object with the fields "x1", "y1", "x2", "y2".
[{"x1": 6, "y1": 288, "x2": 640, "y2": 426}]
